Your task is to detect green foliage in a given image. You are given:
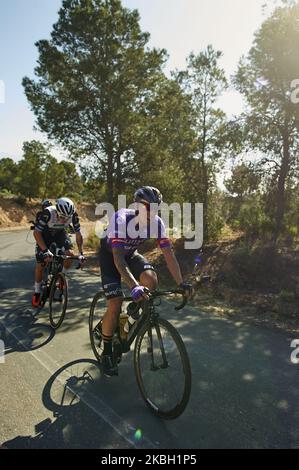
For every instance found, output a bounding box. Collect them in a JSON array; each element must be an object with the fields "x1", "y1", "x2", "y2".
[
  {"x1": 59, "y1": 160, "x2": 83, "y2": 199},
  {"x1": 81, "y1": 175, "x2": 107, "y2": 204},
  {"x1": 1, "y1": 140, "x2": 82, "y2": 202},
  {"x1": 233, "y1": 2, "x2": 299, "y2": 237},
  {"x1": 86, "y1": 231, "x2": 100, "y2": 251},
  {"x1": 278, "y1": 289, "x2": 296, "y2": 302},
  {"x1": 175, "y1": 46, "x2": 242, "y2": 241},
  {"x1": 22, "y1": 0, "x2": 175, "y2": 203},
  {"x1": 226, "y1": 243, "x2": 279, "y2": 289},
  {"x1": 16, "y1": 0, "x2": 298, "y2": 248},
  {"x1": 0, "y1": 158, "x2": 18, "y2": 193},
  {"x1": 15, "y1": 141, "x2": 48, "y2": 199},
  {"x1": 0, "y1": 188, "x2": 14, "y2": 197},
  {"x1": 14, "y1": 194, "x2": 27, "y2": 206},
  {"x1": 224, "y1": 164, "x2": 261, "y2": 198},
  {"x1": 206, "y1": 191, "x2": 225, "y2": 241}
]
